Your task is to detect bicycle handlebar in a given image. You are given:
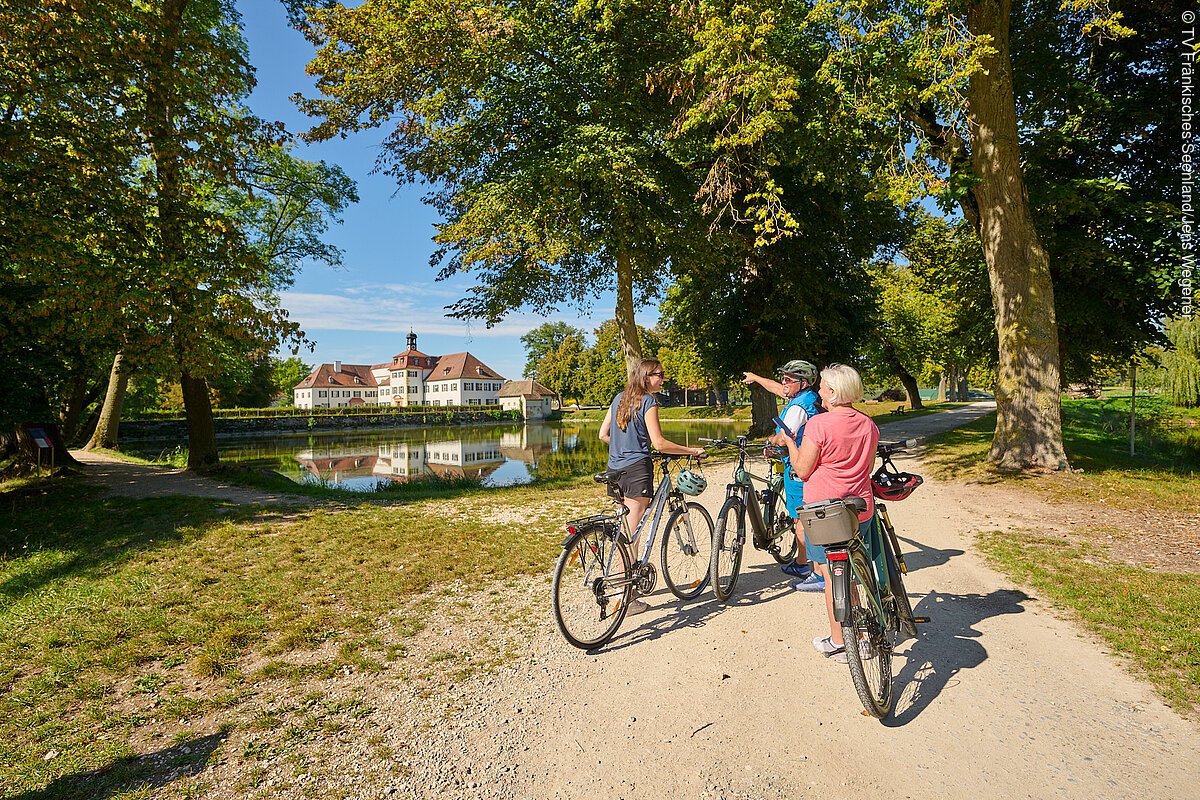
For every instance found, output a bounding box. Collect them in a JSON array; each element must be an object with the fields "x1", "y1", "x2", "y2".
[{"x1": 877, "y1": 438, "x2": 922, "y2": 458}]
